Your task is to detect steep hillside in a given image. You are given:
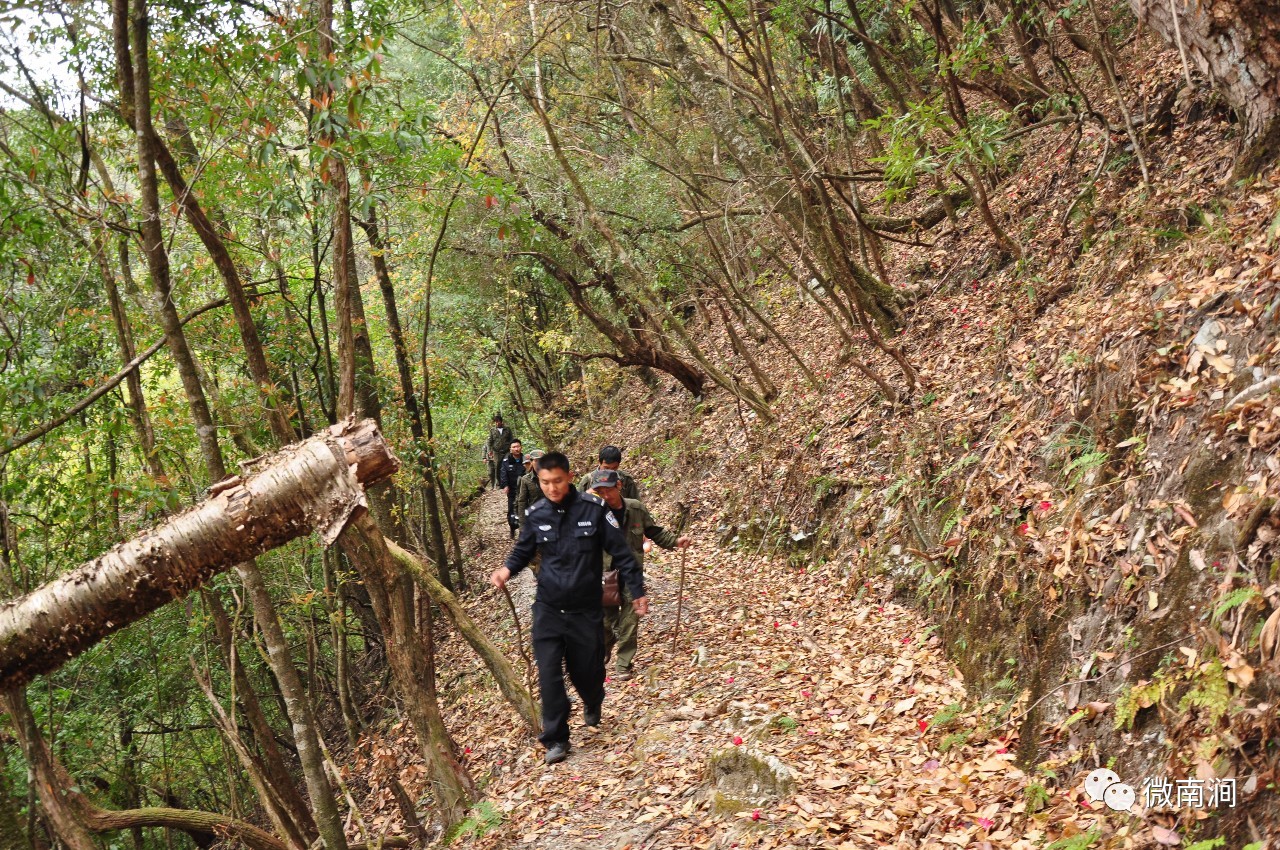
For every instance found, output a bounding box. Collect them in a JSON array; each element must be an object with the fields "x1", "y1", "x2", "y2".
[{"x1": 521, "y1": 57, "x2": 1280, "y2": 847}]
